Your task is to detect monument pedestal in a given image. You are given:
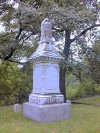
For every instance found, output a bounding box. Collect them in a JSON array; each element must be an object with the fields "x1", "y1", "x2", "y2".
[
  {"x1": 23, "y1": 101, "x2": 71, "y2": 123},
  {"x1": 23, "y1": 19, "x2": 71, "y2": 122},
  {"x1": 29, "y1": 94, "x2": 64, "y2": 105}
]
